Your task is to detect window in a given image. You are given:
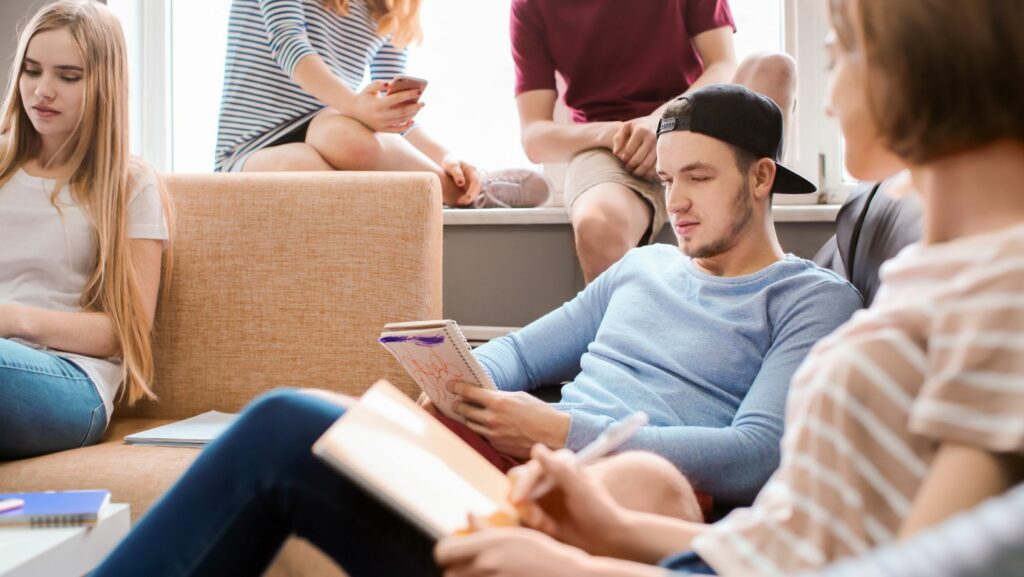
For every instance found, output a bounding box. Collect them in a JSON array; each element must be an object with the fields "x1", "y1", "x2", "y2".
[{"x1": 110, "y1": 0, "x2": 846, "y2": 200}]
